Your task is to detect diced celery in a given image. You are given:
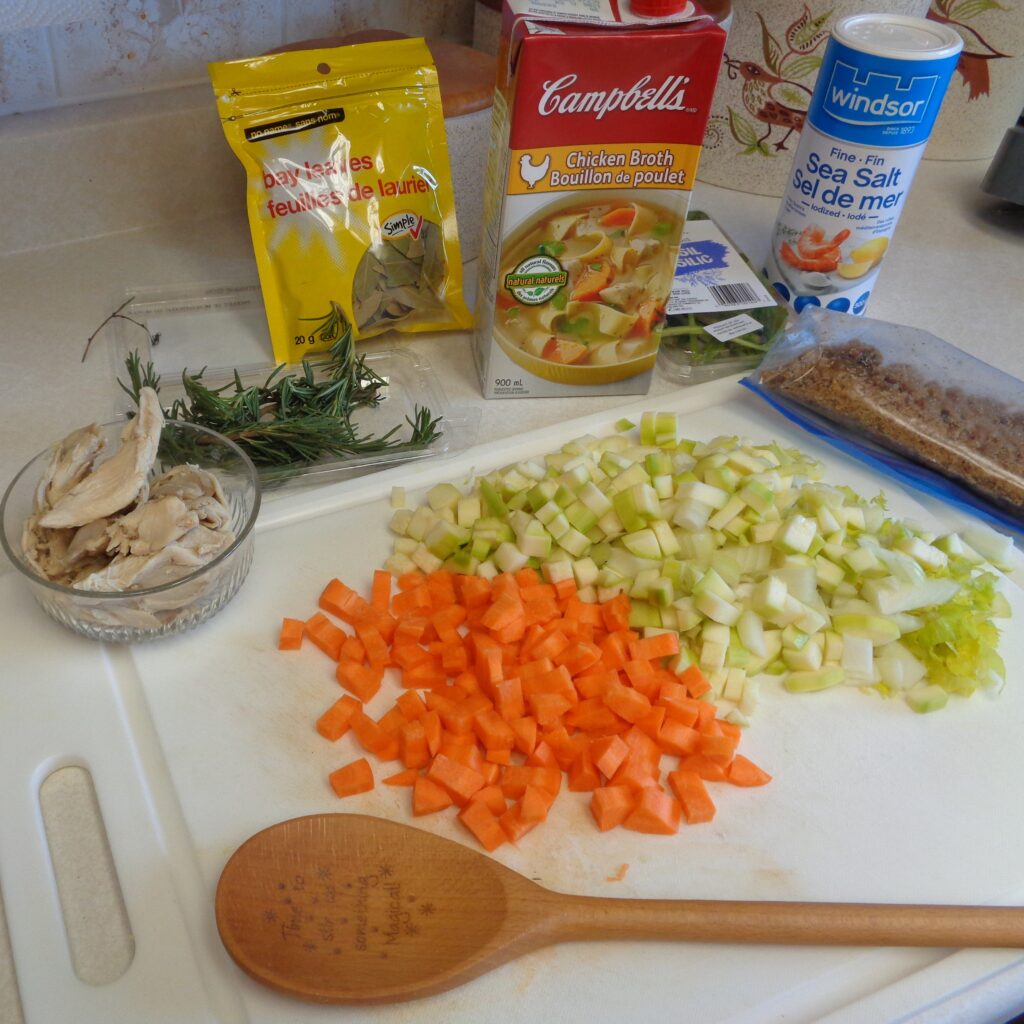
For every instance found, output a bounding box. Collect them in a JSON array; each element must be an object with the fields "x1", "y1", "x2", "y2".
[
  {"x1": 390, "y1": 486, "x2": 407, "y2": 509},
  {"x1": 390, "y1": 508, "x2": 413, "y2": 535},
  {"x1": 427, "y1": 482, "x2": 460, "y2": 511},
  {"x1": 480, "y1": 478, "x2": 507, "y2": 517},
  {"x1": 695, "y1": 590, "x2": 741, "y2": 626},
  {"x1": 558, "y1": 527, "x2": 590, "y2": 558},
  {"x1": 783, "y1": 666, "x2": 844, "y2": 692},
  {"x1": 572, "y1": 557, "x2": 599, "y2": 588},
  {"x1": 905, "y1": 683, "x2": 950, "y2": 714},
  {"x1": 622, "y1": 528, "x2": 662, "y2": 559},
  {"x1": 833, "y1": 612, "x2": 901, "y2": 646}
]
